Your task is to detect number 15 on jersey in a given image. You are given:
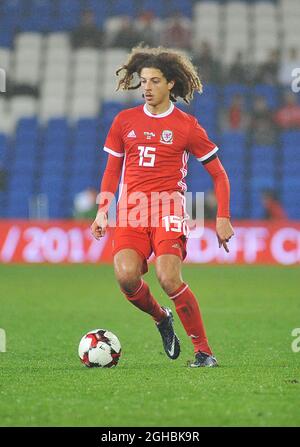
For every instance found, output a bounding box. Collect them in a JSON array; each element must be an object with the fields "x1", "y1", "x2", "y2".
[{"x1": 138, "y1": 146, "x2": 156, "y2": 167}]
